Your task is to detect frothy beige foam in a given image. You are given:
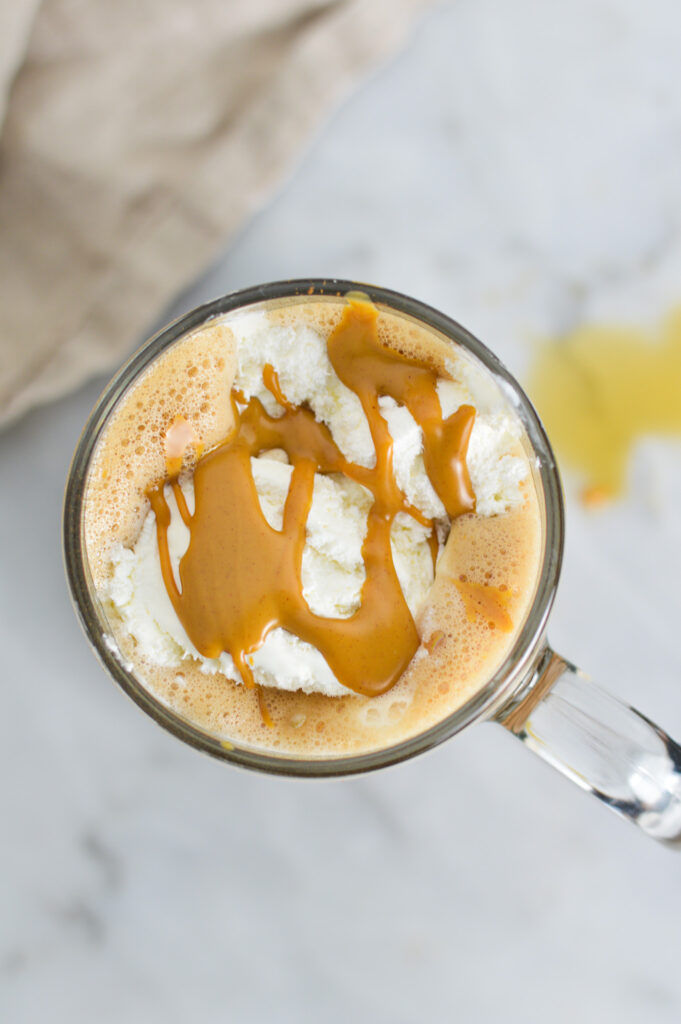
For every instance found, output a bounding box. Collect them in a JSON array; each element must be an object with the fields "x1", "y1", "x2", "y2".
[{"x1": 84, "y1": 295, "x2": 543, "y2": 758}]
